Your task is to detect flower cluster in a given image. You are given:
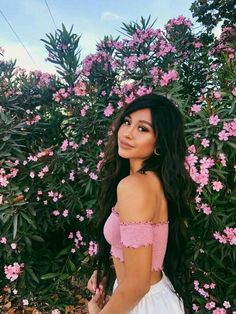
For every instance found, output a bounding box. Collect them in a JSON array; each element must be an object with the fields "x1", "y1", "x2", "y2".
[
  {"x1": 53, "y1": 87, "x2": 71, "y2": 103},
  {"x1": 4, "y1": 262, "x2": 24, "y2": 282},
  {"x1": 68, "y1": 230, "x2": 86, "y2": 253},
  {"x1": 0, "y1": 167, "x2": 19, "y2": 187},
  {"x1": 213, "y1": 227, "x2": 236, "y2": 245},
  {"x1": 165, "y1": 15, "x2": 192, "y2": 31}
]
